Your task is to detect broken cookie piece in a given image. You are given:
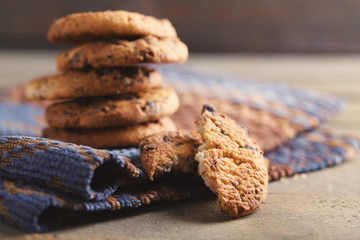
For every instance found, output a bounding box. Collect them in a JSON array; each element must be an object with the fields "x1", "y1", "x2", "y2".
[
  {"x1": 195, "y1": 104, "x2": 268, "y2": 217},
  {"x1": 138, "y1": 105, "x2": 268, "y2": 218},
  {"x1": 139, "y1": 131, "x2": 201, "y2": 180}
]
